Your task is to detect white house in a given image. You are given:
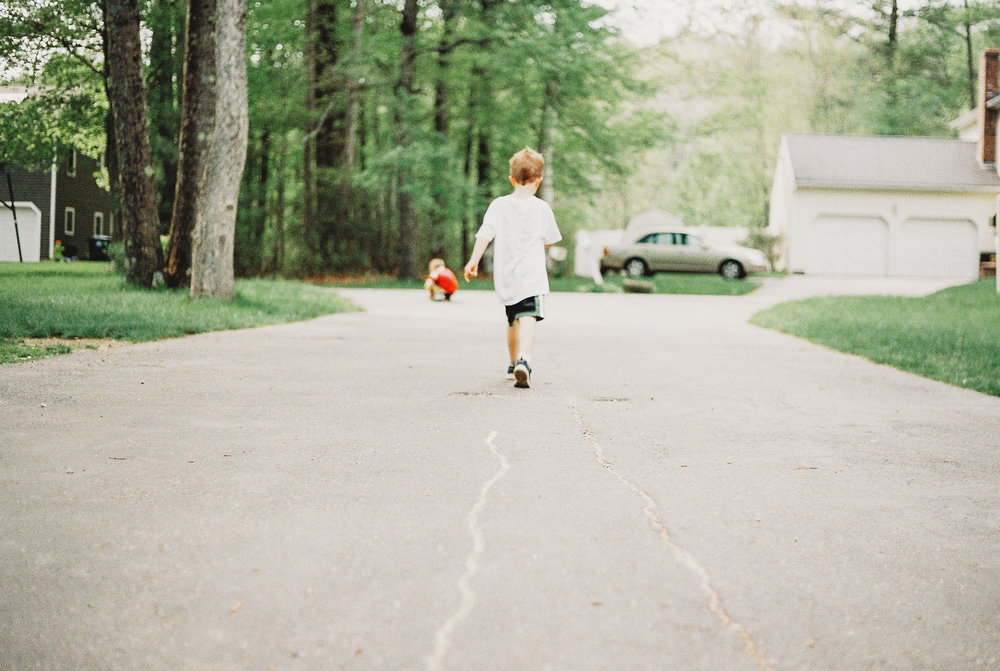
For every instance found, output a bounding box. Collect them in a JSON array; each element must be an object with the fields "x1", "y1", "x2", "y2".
[{"x1": 769, "y1": 49, "x2": 1000, "y2": 280}]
